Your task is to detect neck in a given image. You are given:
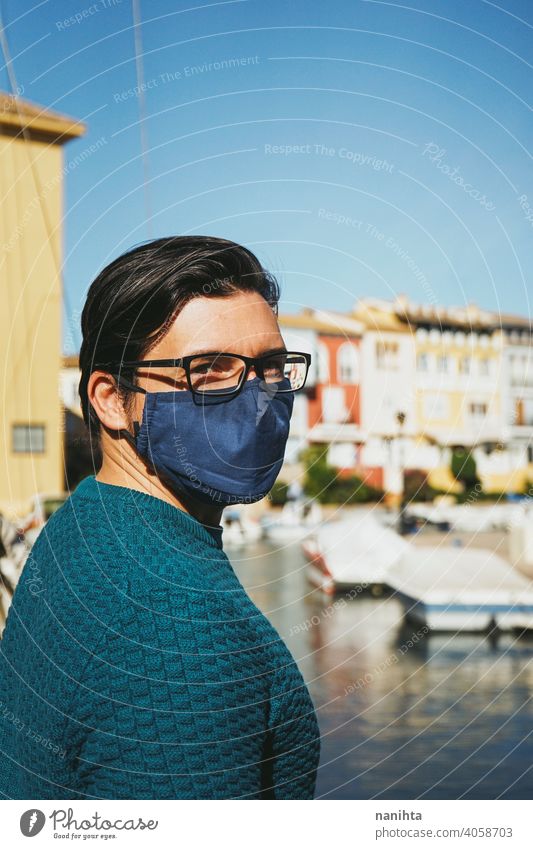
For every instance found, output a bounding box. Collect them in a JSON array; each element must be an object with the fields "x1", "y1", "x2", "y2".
[{"x1": 95, "y1": 448, "x2": 223, "y2": 529}]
